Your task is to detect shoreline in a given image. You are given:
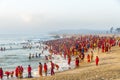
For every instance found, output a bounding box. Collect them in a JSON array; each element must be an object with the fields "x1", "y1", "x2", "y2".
[
  {"x1": 20, "y1": 45, "x2": 120, "y2": 80},
  {"x1": 1, "y1": 34, "x2": 120, "y2": 80}
]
